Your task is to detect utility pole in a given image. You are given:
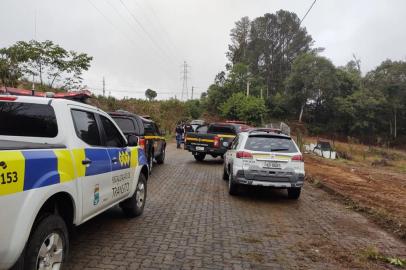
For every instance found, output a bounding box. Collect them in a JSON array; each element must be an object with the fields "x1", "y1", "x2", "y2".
[
  {"x1": 246, "y1": 81, "x2": 250, "y2": 96},
  {"x1": 102, "y1": 76, "x2": 106, "y2": 96},
  {"x1": 181, "y1": 61, "x2": 189, "y2": 100},
  {"x1": 191, "y1": 86, "x2": 194, "y2": 100},
  {"x1": 260, "y1": 88, "x2": 263, "y2": 99}
]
